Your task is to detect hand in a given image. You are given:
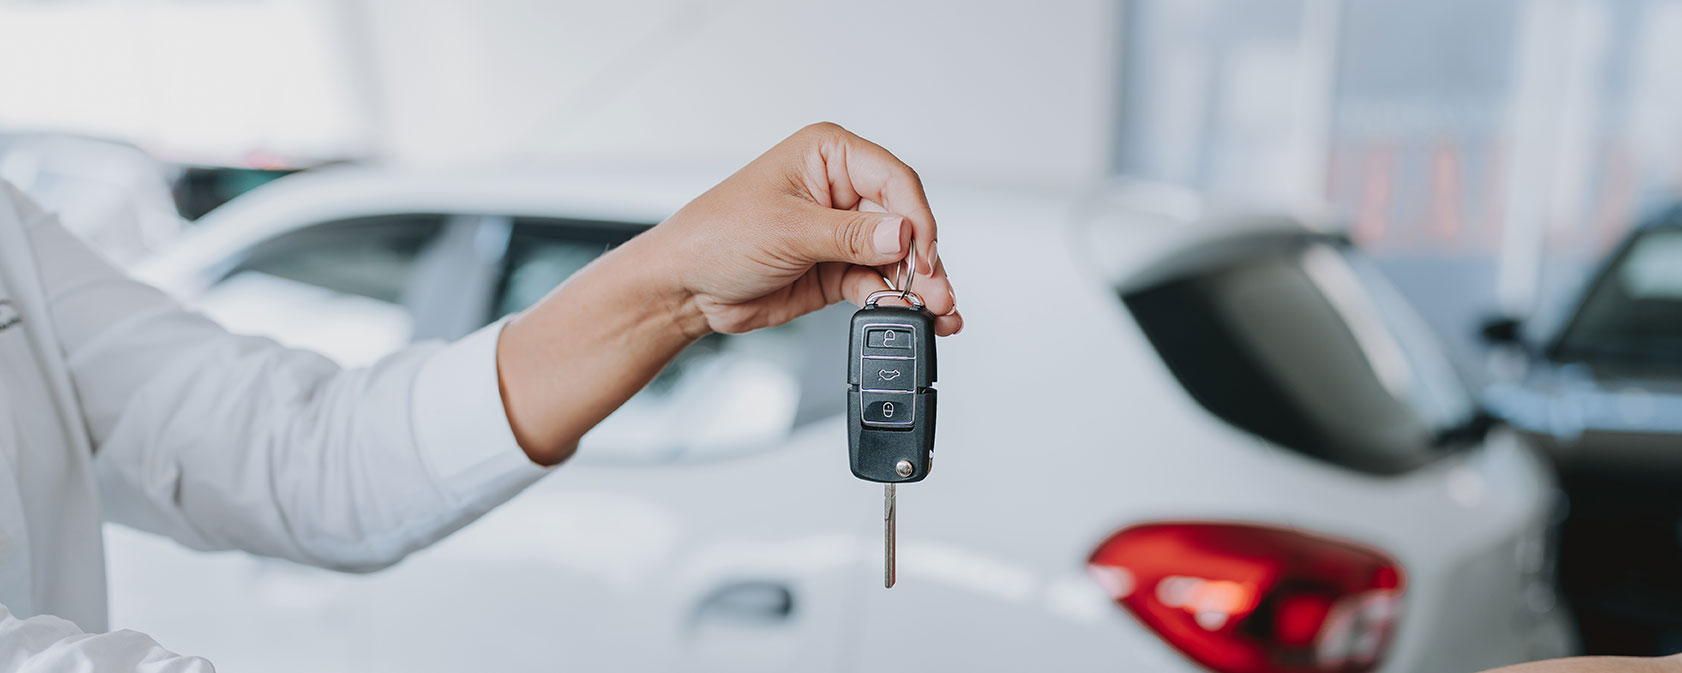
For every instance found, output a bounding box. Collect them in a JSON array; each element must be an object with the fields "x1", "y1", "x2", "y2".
[
  {"x1": 1479, "y1": 655, "x2": 1682, "y2": 673},
  {"x1": 643, "y1": 122, "x2": 962, "y2": 337},
  {"x1": 496, "y1": 123, "x2": 960, "y2": 465}
]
